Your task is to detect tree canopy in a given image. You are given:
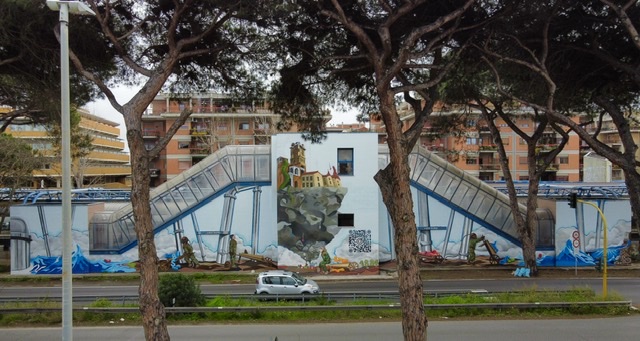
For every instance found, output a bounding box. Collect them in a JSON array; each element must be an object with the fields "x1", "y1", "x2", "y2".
[{"x1": 0, "y1": 0, "x2": 116, "y2": 132}]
